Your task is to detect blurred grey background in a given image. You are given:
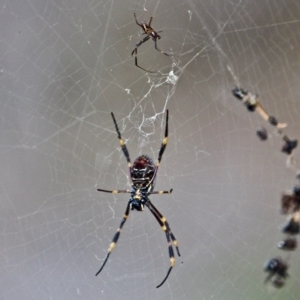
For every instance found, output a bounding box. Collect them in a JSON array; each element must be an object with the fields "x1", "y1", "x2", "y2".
[{"x1": 1, "y1": 0, "x2": 300, "y2": 299}]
